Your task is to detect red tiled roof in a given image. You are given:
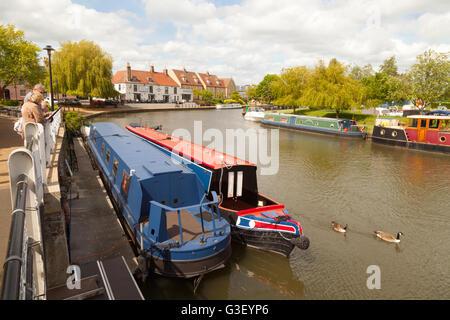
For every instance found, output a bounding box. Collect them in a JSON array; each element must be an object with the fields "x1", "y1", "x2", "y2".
[
  {"x1": 220, "y1": 78, "x2": 234, "y2": 87},
  {"x1": 171, "y1": 69, "x2": 204, "y2": 87},
  {"x1": 111, "y1": 70, "x2": 178, "y2": 87},
  {"x1": 197, "y1": 72, "x2": 226, "y2": 88}
]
